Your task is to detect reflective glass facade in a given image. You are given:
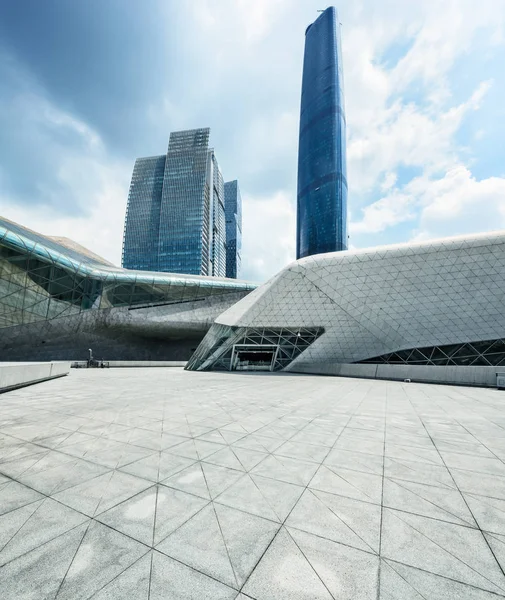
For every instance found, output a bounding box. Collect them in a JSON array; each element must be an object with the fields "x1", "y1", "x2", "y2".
[
  {"x1": 122, "y1": 155, "x2": 166, "y2": 271},
  {"x1": 296, "y1": 6, "x2": 348, "y2": 259},
  {"x1": 122, "y1": 128, "x2": 228, "y2": 277},
  {"x1": 0, "y1": 216, "x2": 256, "y2": 331},
  {"x1": 224, "y1": 180, "x2": 242, "y2": 279},
  {"x1": 360, "y1": 339, "x2": 505, "y2": 367},
  {"x1": 186, "y1": 325, "x2": 324, "y2": 372},
  {"x1": 210, "y1": 152, "x2": 227, "y2": 277}
]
